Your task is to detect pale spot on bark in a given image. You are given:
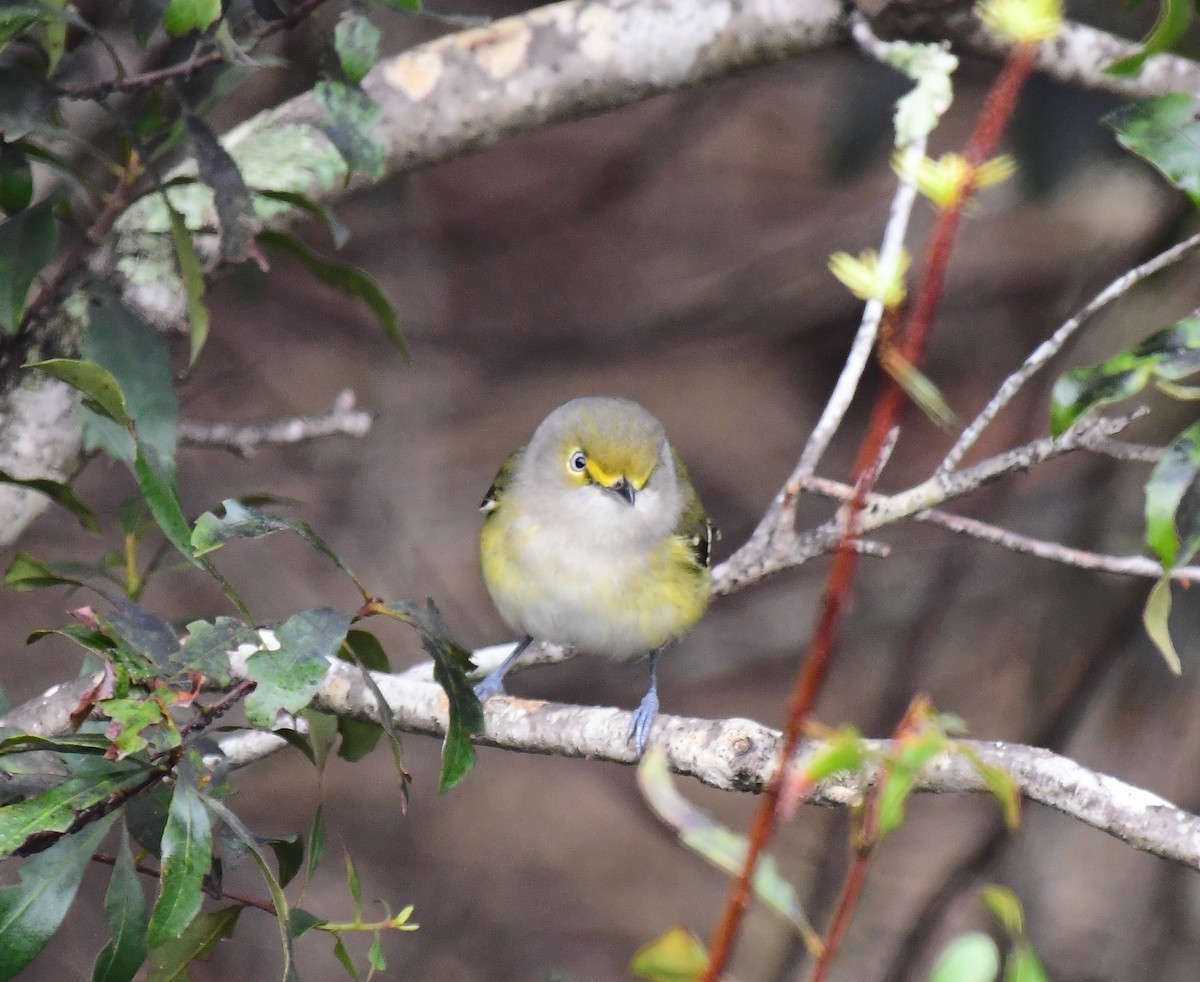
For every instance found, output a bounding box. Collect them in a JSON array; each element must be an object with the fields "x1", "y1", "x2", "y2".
[
  {"x1": 457, "y1": 19, "x2": 533, "y2": 81},
  {"x1": 579, "y1": 4, "x2": 617, "y2": 61},
  {"x1": 384, "y1": 49, "x2": 445, "y2": 100}
]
